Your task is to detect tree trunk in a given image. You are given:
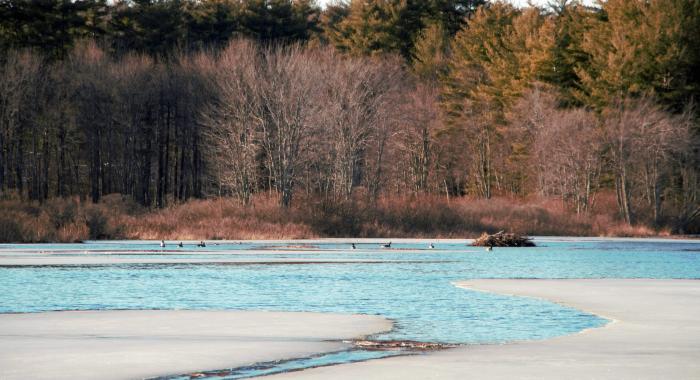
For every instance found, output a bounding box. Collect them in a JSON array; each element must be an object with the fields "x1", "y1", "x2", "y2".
[{"x1": 617, "y1": 167, "x2": 632, "y2": 224}]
